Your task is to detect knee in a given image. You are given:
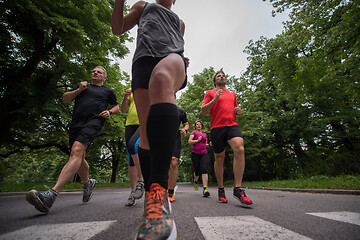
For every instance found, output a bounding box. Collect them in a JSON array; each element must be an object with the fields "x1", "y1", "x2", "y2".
[
  {"x1": 70, "y1": 145, "x2": 85, "y2": 159},
  {"x1": 151, "y1": 71, "x2": 172, "y2": 89},
  {"x1": 149, "y1": 71, "x2": 173, "y2": 97},
  {"x1": 233, "y1": 145, "x2": 245, "y2": 156},
  {"x1": 170, "y1": 157, "x2": 178, "y2": 169},
  {"x1": 214, "y1": 154, "x2": 225, "y2": 163}
]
